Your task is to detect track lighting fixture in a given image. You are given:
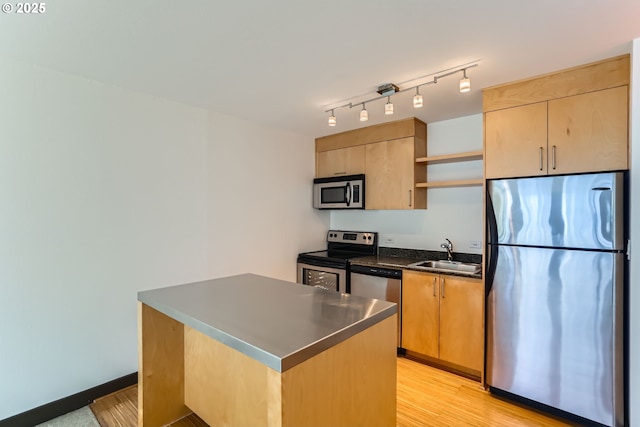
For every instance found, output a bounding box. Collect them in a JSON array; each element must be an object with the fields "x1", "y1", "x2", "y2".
[
  {"x1": 323, "y1": 62, "x2": 478, "y2": 126},
  {"x1": 360, "y1": 104, "x2": 368, "y2": 121},
  {"x1": 459, "y1": 69, "x2": 471, "y2": 93},
  {"x1": 328, "y1": 110, "x2": 337, "y2": 126},
  {"x1": 413, "y1": 86, "x2": 423, "y2": 108},
  {"x1": 385, "y1": 97, "x2": 394, "y2": 115}
]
